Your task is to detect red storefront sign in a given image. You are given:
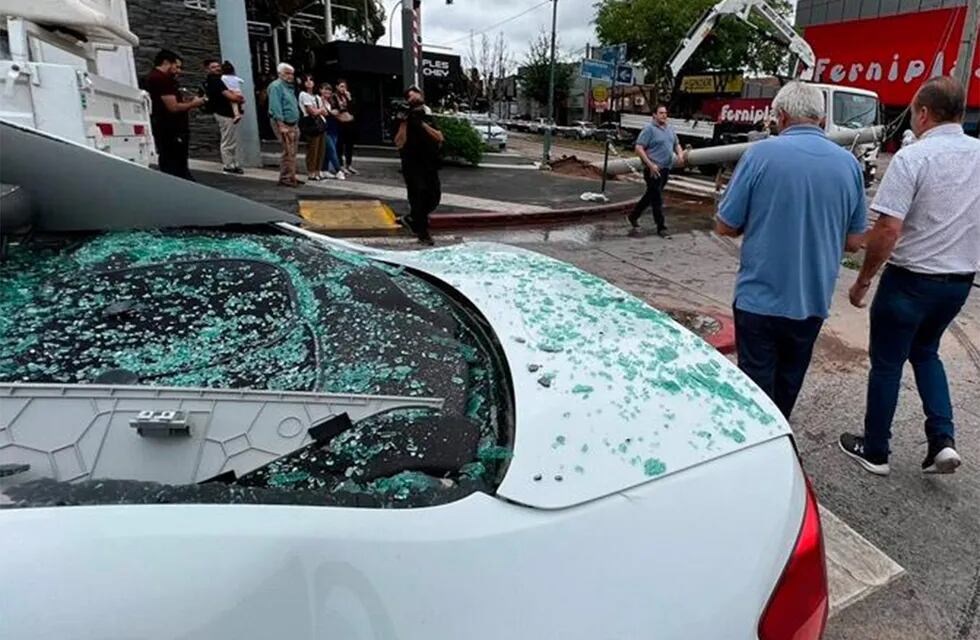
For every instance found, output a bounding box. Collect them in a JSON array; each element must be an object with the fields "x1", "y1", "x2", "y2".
[
  {"x1": 701, "y1": 98, "x2": 774, "y2": 124},
  {"x1": 804, "y1": 8, "x2": 980, "y2": 109}
]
